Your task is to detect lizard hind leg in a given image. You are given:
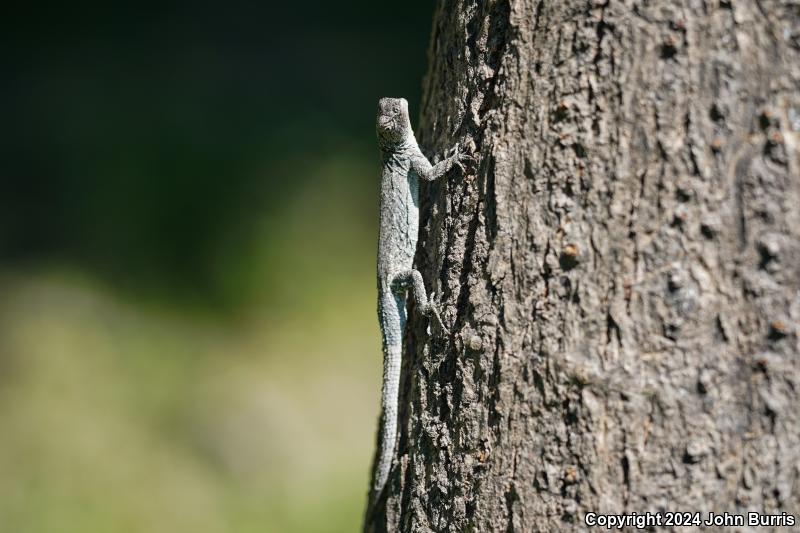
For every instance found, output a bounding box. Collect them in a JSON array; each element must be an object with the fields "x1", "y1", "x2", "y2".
[{"x1": 391, "y1": 269, "x2": 449, "y2": 334}]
